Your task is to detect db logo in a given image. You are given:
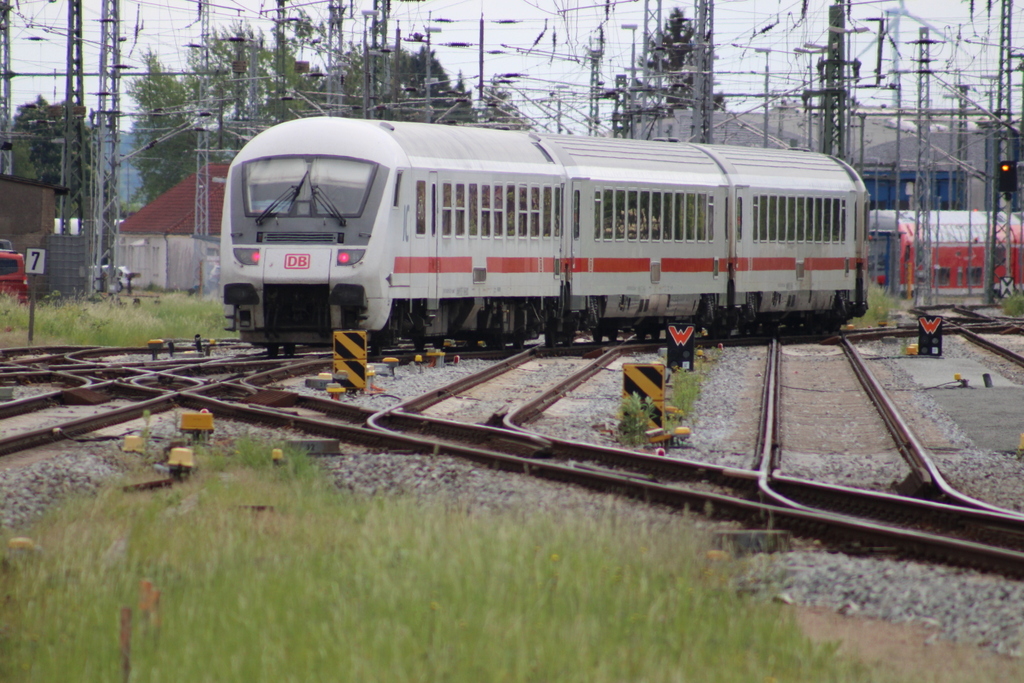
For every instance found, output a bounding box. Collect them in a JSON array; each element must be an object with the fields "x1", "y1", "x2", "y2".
[{"x1": 284, "y1": 254, "x2": 310, "y2": 269}]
